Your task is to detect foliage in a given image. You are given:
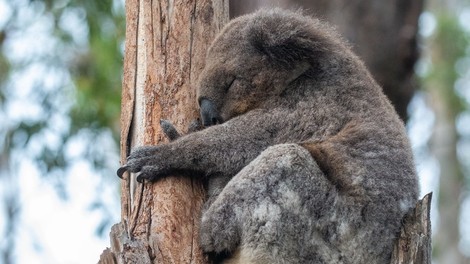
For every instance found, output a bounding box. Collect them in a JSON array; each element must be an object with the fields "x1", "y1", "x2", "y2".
[
  {"x1": 0, "y1": 0, "x2": 124, "y2": 262},
  {"x1": 0, "y1": 0, "x2": 124, "y2": 192},
  {"x1": 425, "y1": 13, "x2": 469, "y2": 114}
]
